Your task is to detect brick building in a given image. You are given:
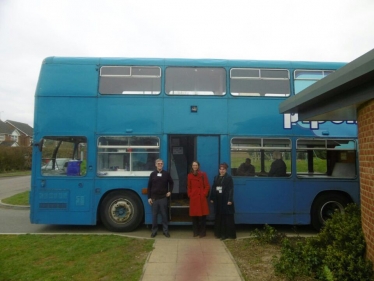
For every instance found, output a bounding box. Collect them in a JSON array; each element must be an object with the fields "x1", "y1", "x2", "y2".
[{"x1": 280, "y1": 48, "x2": 374, "y2": 262}]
